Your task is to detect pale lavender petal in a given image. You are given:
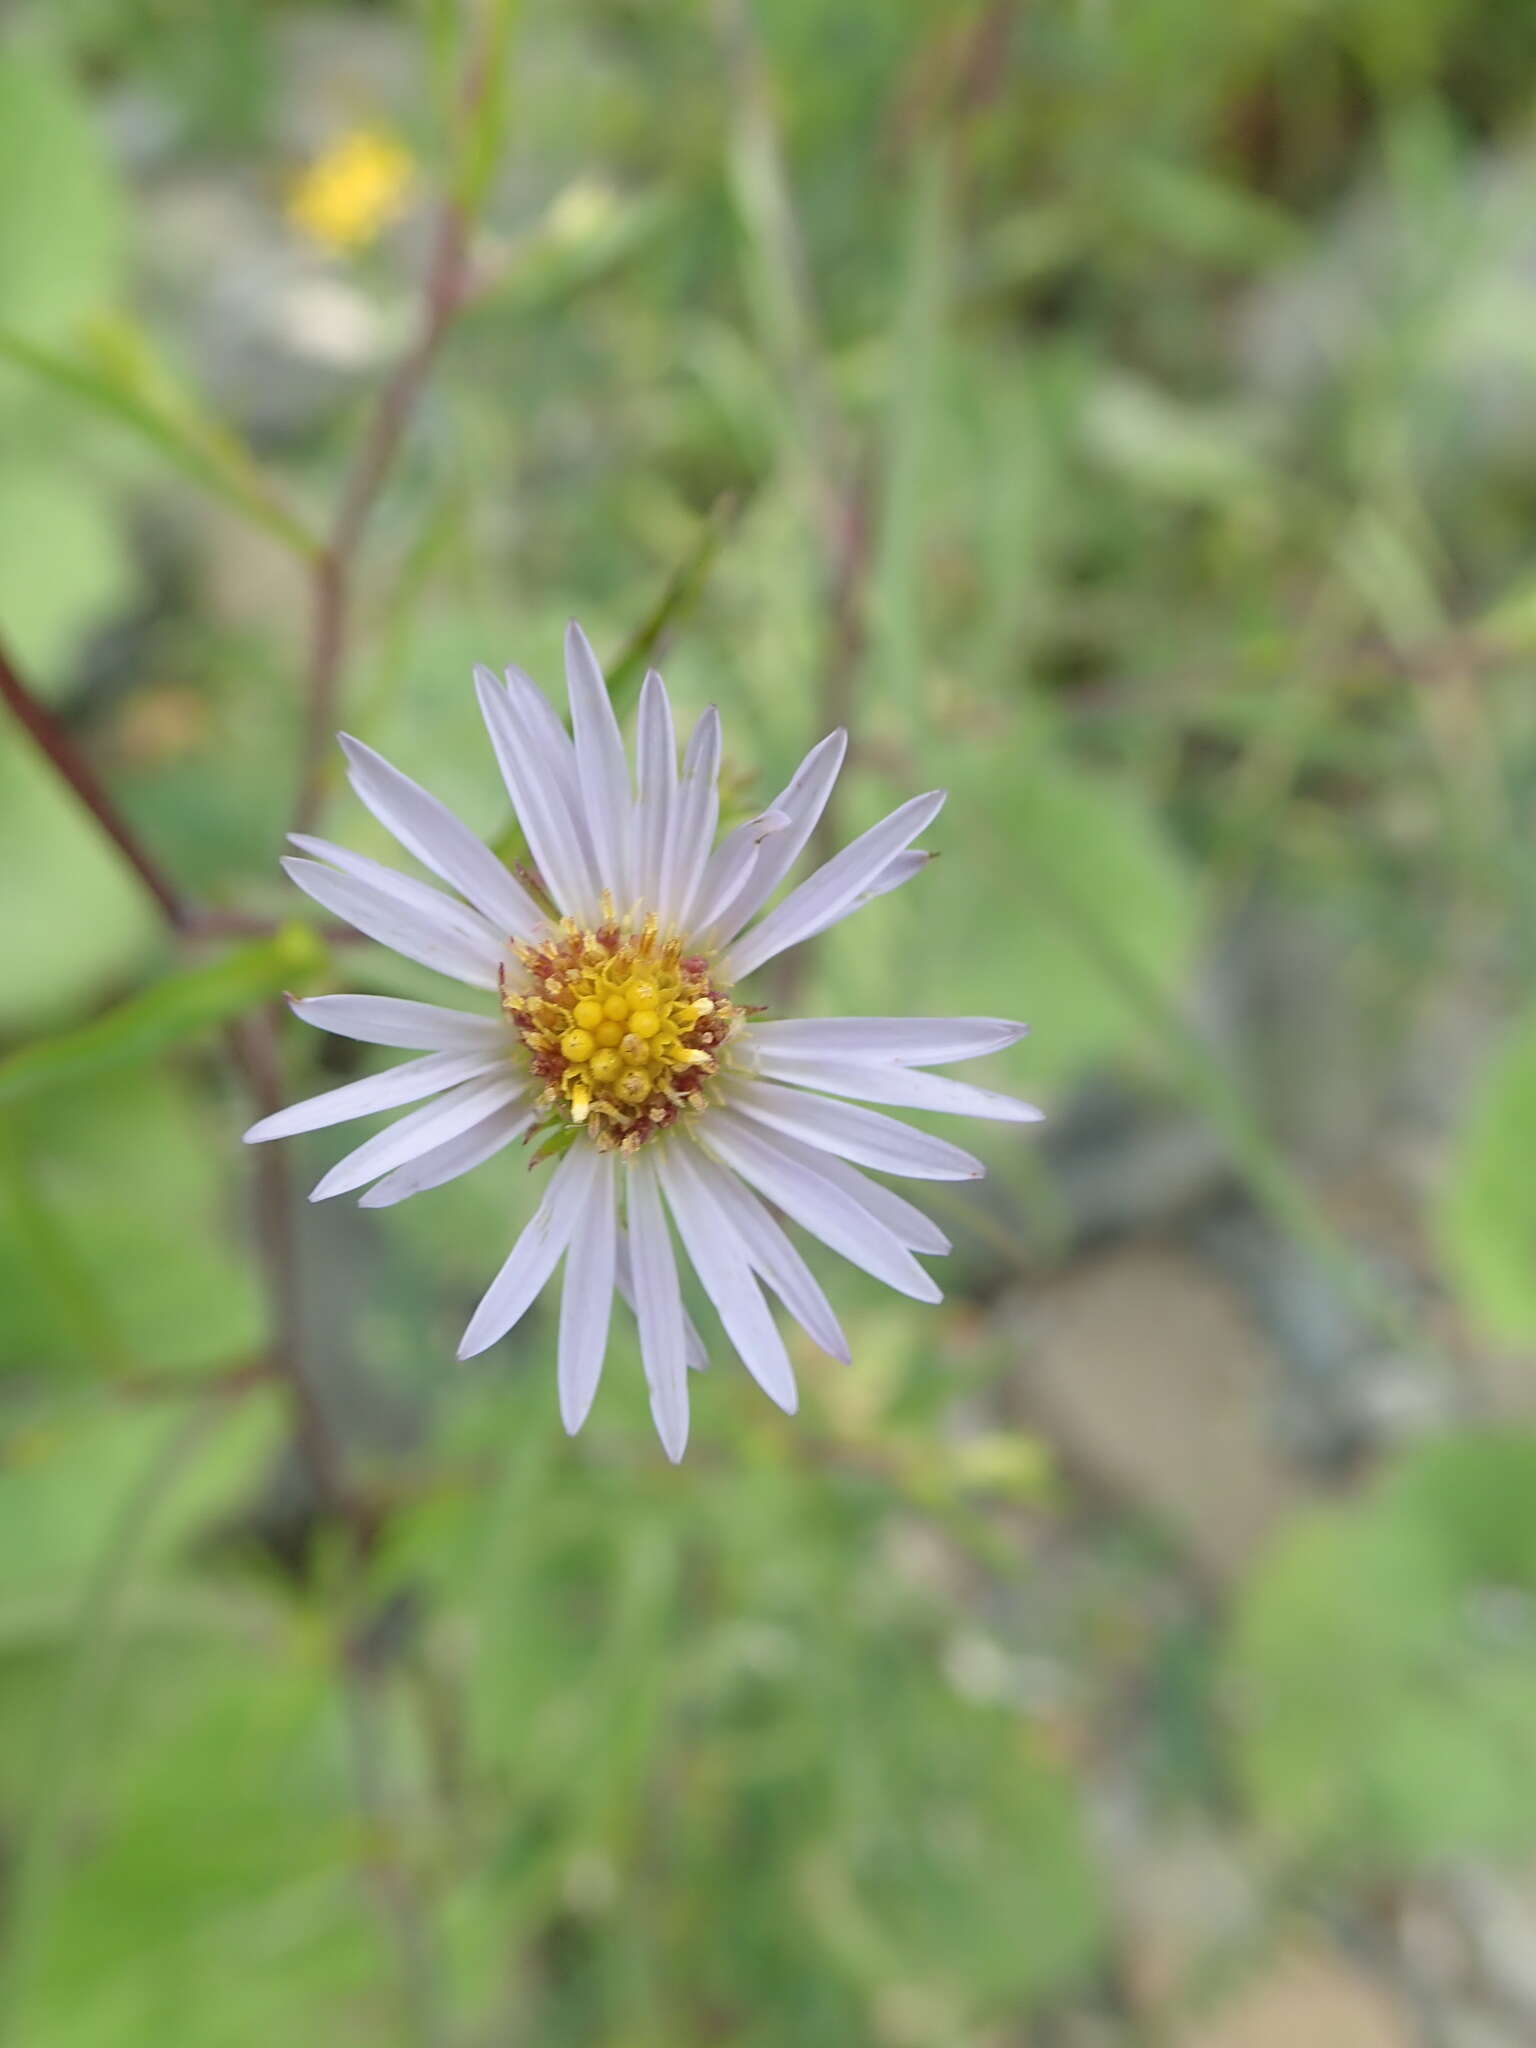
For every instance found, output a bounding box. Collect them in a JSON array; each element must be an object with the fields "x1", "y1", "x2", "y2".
[
  {"x1": 747, "y1": 1055, "x2": 1043, "y2": 1124},
  {"x1": 287, "y1": 834, "x2": 509, "y2": 953},
  {"x1": 626, "y1": 1150, "x2": 691, "y2": 1460},
  {"x1": 359, "y1": 1099, "x2": 536, "y2": 1208},
  {"x1": 615, "y1": 1225, "x2": 710, "y2": 1372},
  {"x1": 243, "y1": 1049, "x2": 499, "y2": 1144},
  {"x1": 632, "y1": 669, "x2": 677, "y2": 913},
  {"x1": 337, "y1": 735, "x2": 544, "y2": 939},
  {"x1": 502, "y1": 663, "x2": 583, "y2": 818},
  {"x1": 289, "y1": 994, "x2": 507, "y2": 1054},
  {"x1": 564, "y1": 622, "x2": 632, "y2": 907},
  {"x1": 701, "y1": 1111, "x2": 941, "y2": 1303},
  {"x1": 282, "y1": 856, "x2": 505, "y2": 990},
  {"x1": 691, "y1": 809, "x2": 789, "y2": 937},
  {"x1": 503, "y1": 657, "x2": 598, "y2": 903},
  {"x1": 863, "y1": 848, "x2": 929, "y2": 900},
  {"x1": 751, "y1": 848, "x2": 934, "y2": 956},
  {"x1": 309, "y1": 1072, "x2": 527, "y2": 1202},
  {"x1": 749, "y1": 1016, "x2": 1027, "y2": 1067},
  {"x1": 557, "y1": 1146, "x2": 617, "y2": 1433},
  {"x1": 457, "y1": 1143, "x2": 593, "y2": 1358},
  {"x1": 724, "y1": 789, "x2": 946, "y2": 981},
  {"x1": 658, "y1": 706, "x2": 720, "y2": 929},
  {"x1": 475, "y1": 666, "x2": 599, "y2": 921},
  {"x1": 711, "y1": 729, "x2": 847, "y2": 943},
  {"x1": 727, "y1": 1076, "x2": 983, "y2": 1181},
  {"x1": 785, "y1": 1139, "x2": 950, "y2": 1254},
  {"x1": 692, "y1": 1152, "x2": 849, "y2": 1363},
  {"x1": 660, "y1": 1143, "x2": 797, "y2": 1413},
  {"x1": 713, "y1": 1111, "x2": 948, "y2": 1253},
  {"x1": 751, "y1": 849, "x2": 932, "y2": 956}
]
